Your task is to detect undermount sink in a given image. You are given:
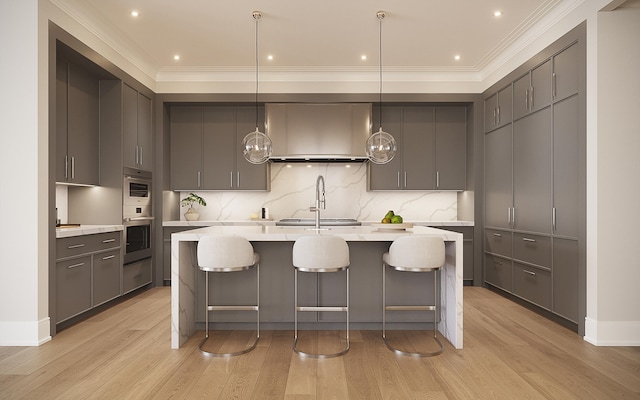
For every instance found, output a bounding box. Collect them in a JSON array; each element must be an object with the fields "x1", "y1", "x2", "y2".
[{"x1": 276, "y1": 218, "x2": 361, "y2": 227}]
